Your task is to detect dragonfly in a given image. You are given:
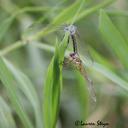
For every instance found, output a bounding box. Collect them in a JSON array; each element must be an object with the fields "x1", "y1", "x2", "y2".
[{"x1": 64, "y1": 24, "x2": 96, "y2": 102}]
